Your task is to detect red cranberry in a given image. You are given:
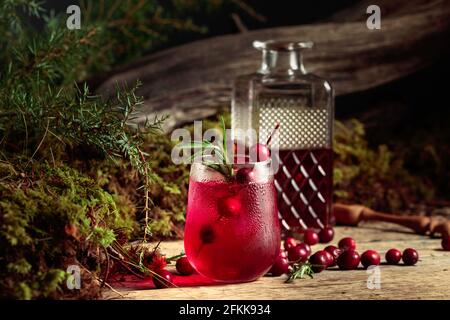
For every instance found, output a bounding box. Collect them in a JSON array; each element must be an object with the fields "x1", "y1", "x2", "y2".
[
  {"x1": 324, "y1": 245, "x2": 342, "y2": 267},
  {"x1": 322, "y1": 250, "x2": 335, "y2": 268},
  {"x1": 287, "y1": 245, "x2": 309, "y2": 262},
  {"x1": 200, "y1": 225, "x2": 215, "y2": 244},
  {"x1": 303, "y1": 229, "x2": 319, "y2": 246},
  {"x1": 284, "y1": 237, "x2": 298, "y2": 251},
  {"x1": 309, "y1": 250, "x2": 329, "y2": 273},
  {"x1": 235, "y1": 167, "x2": 254, "y2": 183},
  {"x1": 318, "y1": 226, "x2": 334, "y2": 243},
  {"x1": 385, "y1": 248, "x2": 402, "y2": 265},
  {"x1": 360, "y1": 250, "x2": 381, "y2": 269},
  {"x1": 338, "y1": 237, "x2": 356, "y2": 251},
  {"x1": 218, "y1": 196, "x2": 241, "y2": 217},
  {"x1": 442, "y1": 235, "x2": 450, "y2": 251},
  {"x1": 269, "y1": 254, "x2": 290, "y2": 276},
  {"x1": 249, "y1": 143, "x2": 270, "y2": 162},
  {"x1": 297, "y1": 242, "x2": 312, "y2": 256},
  {"x1": 176, "y1": 257, "x2": 195, "y2": 275},
  {"x1": 402, "y1": 248, "x2": 419, "y2": 266},
  {"x1": 337, "y1": 250, "x2": 360, "y2": 270},
  {"x1": 153, "y1": 270, "x2": 174, "y2": 289}
]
